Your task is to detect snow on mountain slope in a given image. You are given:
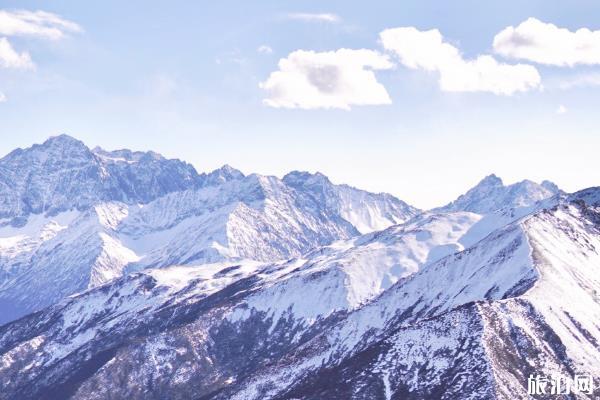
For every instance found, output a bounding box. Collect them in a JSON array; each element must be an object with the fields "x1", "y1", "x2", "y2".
[
  {"x1": 221, "y1": 191, "x2": 600, "y2": 400},
  {"x1": 439, "y1": 174, "x2": 560, "y2": 214},
  {"x1": 1, "y1": 135, "x2": 592, "y2": 399},
  {"x1": 0, "y1": 137, "x2": 420, "y2": 324},
  {"x1": 283, "y1": 171, "x2": 420, "y2": 233},
  {"x1": 0, "y1": 207, "x2": 504, "y2": 398},
  {"x1": 0, "y1": 257, "x2": 313, "y2": 400},
  {"x1": 226, "y1": 210, "x2": 485, "y2": 328},
  {"x1": 121, "y1": 173, "x2": 361, "y2": 270},
  {"x1": 224, "y1": 218, "x2": 538, "y2": 400},
  {"x1": 0, "y1": 203, "x2": 140, "y2": 323},
  {"x1": 2, "y1": 188, "x2": 596, "y2": 400},
  {"x1": 0, "y1": 210, "x2": 80, "y2": 281}
]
